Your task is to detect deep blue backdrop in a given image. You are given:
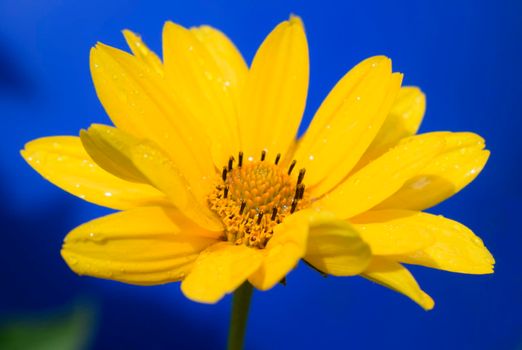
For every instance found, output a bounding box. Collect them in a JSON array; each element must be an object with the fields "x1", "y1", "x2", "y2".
[{"x1": 1, "y1": 1, "x2": 520, "y2": 349}]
